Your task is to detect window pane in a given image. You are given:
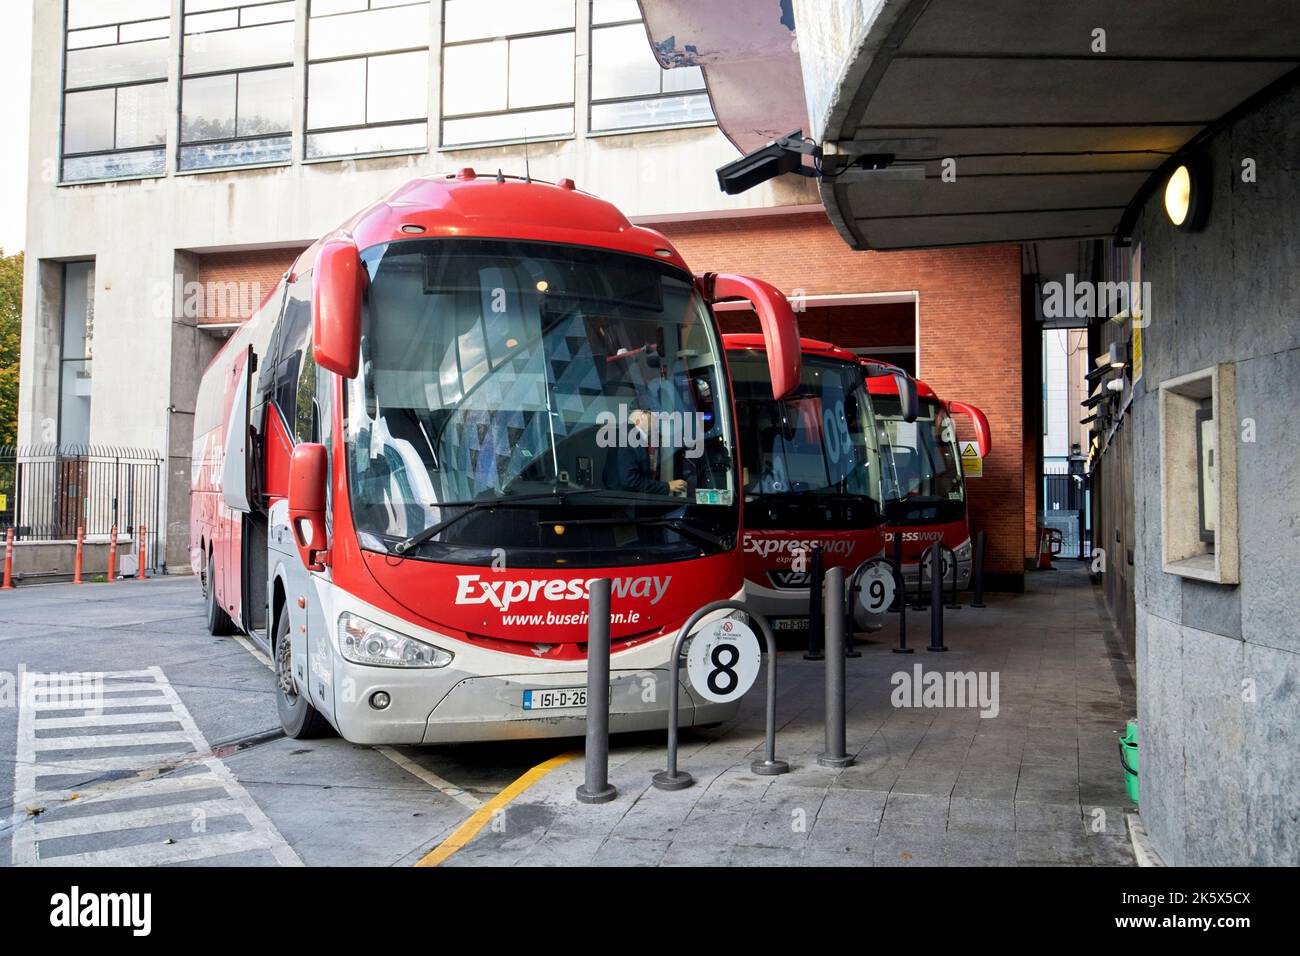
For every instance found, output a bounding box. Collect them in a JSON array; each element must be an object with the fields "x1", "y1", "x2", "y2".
[
  {"x1": 241, "y1": 1, "x2": 295, "y2": 26},
  {"x1": 62, "y1": 262, "x2": 95, "y2": 361},
  {"x1": 63, "y1": 148, "x2": 166, "y2": 182},
  {"x1": 307, "y1": 59, "x2": 367, "y2": 129},
  {"x1": 68, "y1": 27, "x2": 119, "y2": 50},
  {"x1": 182, "y1": 74, "x2": 238, "y2": 142},
  {"x1": 120, "y1": 18, "x2": 172, "y2": 42},
  {"x1": 591, "y1": 23, "x2": 661, "y2": 100},
  {"x1": 66, "y1": 38, "x2": 170, "y2": 88},
  {"x1": 309, "y1": 3, "x2": 430, "y2": 60},
  {"x1": 590, "y1": 92, "x2": 712, "y2": 132},
  {"x1": 591, "y1": 0, "x2": 642, "y2": 25},
  {"x1": 441, "y1": 106, "x2": 572, "y2": 146},
  {"x1": 443, "y1": 0, "x2": 573, "y2": 42},
  {"x1": 68, "y1": 0, "x2": 169, "y2": 30},
  {"x1": 367, "y1": 51, "x2": 429, "y2": 124},
  {"x1": 60, "y1": 360, "x2": 93, "y2": 449},
  {"x1": 306, "y1": 122, "x2": 427, "y2": 158},
  {"x1": 663, "y1": 65, "x2": 706, "y2": 93},
  {"x1": 184, "y1": 22, "x2": 294, "y2": 74},
  {"x1": 115, "y1": 82, "x2": 168, "y2": 148},
  {"x1": 64, "y1": 89, "x2": 117, "y2": 154},
  {"x1": 185, "y1": 10, "x2": 240, "y2": 33},
  {"x1": 310, "y1": 0, "x2": 367, "y2": 15},
  {"x1": 441, "y1": 41, "x2": 507, "y2": 116},
  {"x1": 180, "y1": 135, "x2": 293, "y2": 170},
  {"x1": 508, "y1": 33, "x2": 574, "y2": 109},
  {"x1": 238, "y1": 68, "x2": 294, "y2": 135}
]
